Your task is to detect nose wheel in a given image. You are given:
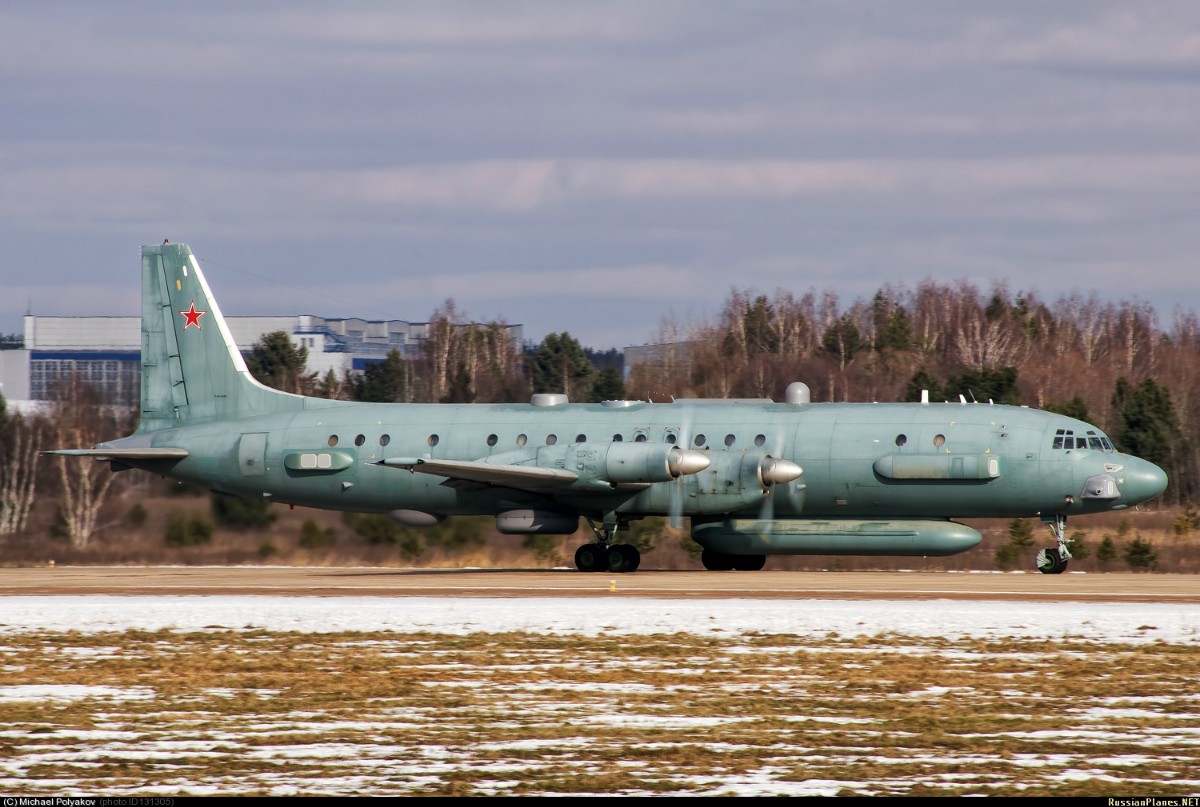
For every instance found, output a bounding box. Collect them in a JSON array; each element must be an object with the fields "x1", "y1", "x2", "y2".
[{"x1": 1037, "y1": 515, "x2": 1072, "y2": 574}]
